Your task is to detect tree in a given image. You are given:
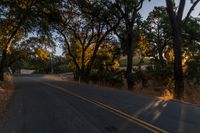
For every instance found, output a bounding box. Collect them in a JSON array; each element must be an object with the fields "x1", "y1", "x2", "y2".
[
  {"x1": 91, "y1": 42, "x2": 120, "y2": 73},
  {"x1": 143, "y1": 6, "x2": 172, "y2": 66},
  {"x1": 165, "y1": 0, "x2": 200, "y2": 99},
  {"x1": 183, "y1": 17, "x2": 200, "y2": 84},
  {"x1": 105, "y1": 0, "x2": 145, "y2": 89},
  {"x1": 7, "y1": 37, "x2": 54, "y2": 65},
  {"x1": 8, "y1": 37, "x2": 55, "y2": 73},
  {"x1": 0, "y1": 0, "x2": 61, "y2": 81},
  {"x1": 55, "y1": 1, "x2": 120, "y2": 81}
]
